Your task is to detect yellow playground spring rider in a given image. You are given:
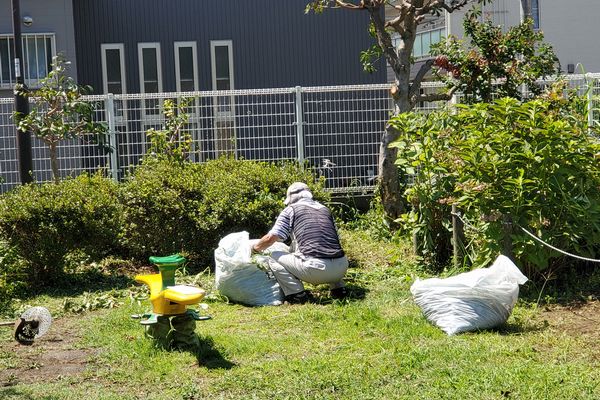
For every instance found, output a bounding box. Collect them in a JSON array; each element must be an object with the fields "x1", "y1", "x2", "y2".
[{"x1": 134, "y1": 254, "x2": 210, "y2": 349}]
